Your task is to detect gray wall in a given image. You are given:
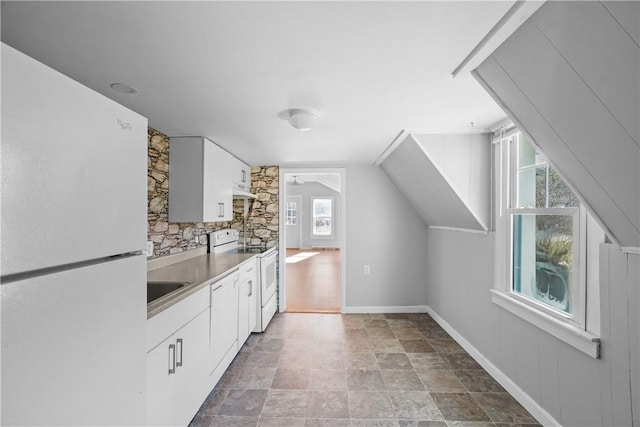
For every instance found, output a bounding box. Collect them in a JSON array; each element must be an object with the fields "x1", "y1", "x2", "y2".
[
  {"x1": 344, "y1": 165, "x2": 429, "y2": 310},
  {"x1": 286, "y1": 181, "x2": 340, "y2": 249},
  {"x1": 425, "y1": 227, "x2": 639, "y2": 426}
]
